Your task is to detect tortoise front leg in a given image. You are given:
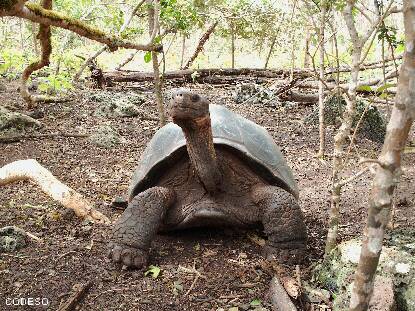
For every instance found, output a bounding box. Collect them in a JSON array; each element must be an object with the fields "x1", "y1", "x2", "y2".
[
  {"x1": 251, "y1": 185, "x2": 307, "y2": 264},
  {"x1": 107, "y1": 186, "x2": 176, "y2": 268}
]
